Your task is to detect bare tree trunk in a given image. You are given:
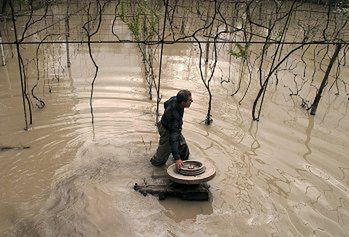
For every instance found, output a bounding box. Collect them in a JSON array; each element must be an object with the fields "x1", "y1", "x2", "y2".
[
  {"x1": 310, "y1": 43, "x2": 342, "y2": 115},
  {"x1": 65, "y1": 0, "x2": 71, "y2": 68},
  {"x1": 82, "y1": 0, "x2": 106, "y2": 124},
  {"x1": 0, "y1": 33, "x2": 5, "y2": 66},
  {"x1": 204, "y1": 1, "x2": 212, "y2": 64},
  {"x1": 9, "y1": 0, "x2": 29, "y2": 130},
  {"x1": 156, "y1": 0, "x2": 169, "y2": 122},
  {"x1": 252, "y1": 0, "x2": 297, "y2": 121}
]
